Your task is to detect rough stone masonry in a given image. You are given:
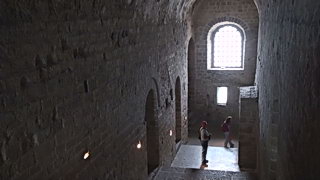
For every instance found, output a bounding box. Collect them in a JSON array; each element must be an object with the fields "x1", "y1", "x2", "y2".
[
  {"x1": 255, "y1": 0, "x2": 320, "y2": 179},
  {"x1": 0, "y1": 0, "x2": 320, "y2": 180},
  {"x1": 0, "y1": 1, "x2": 196, "y2": 179}
]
